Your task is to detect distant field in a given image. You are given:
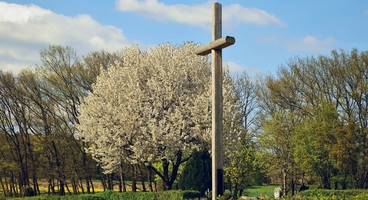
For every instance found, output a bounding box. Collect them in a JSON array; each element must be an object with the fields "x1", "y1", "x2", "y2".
[{"x1": 242, "y1": 185, "x2": 280, "y2": 197}]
